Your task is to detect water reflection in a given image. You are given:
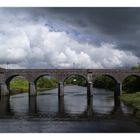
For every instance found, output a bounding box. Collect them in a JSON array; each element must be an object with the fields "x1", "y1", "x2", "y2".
[
  {"x1": 0, "y1": 86, "x2": 134, "y2": 118},
  {"x1": 29, "y1": 96, "x2": 38, "y2": 116},
  {"x1": 85, "y1": 96, "x2": 94, "y2": 118},
  {"x1": 64, "y1": 86, "x2": 87, "y2": 114},
  {"x1": 0, "y1": 86, "x2": 138, "y2": 132},
  {"x1": 114, "y1": 95, "x2": 120, "y2": 107},
  {"x1": 0, "y1": 96, "x2": 12, "y2": 116},
  {"x1": 58, "y1": 97, "x2": 65, "y2": 116},
  {"x1": 93, "y1": 93, "x2": 114, "y2": 114}
]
